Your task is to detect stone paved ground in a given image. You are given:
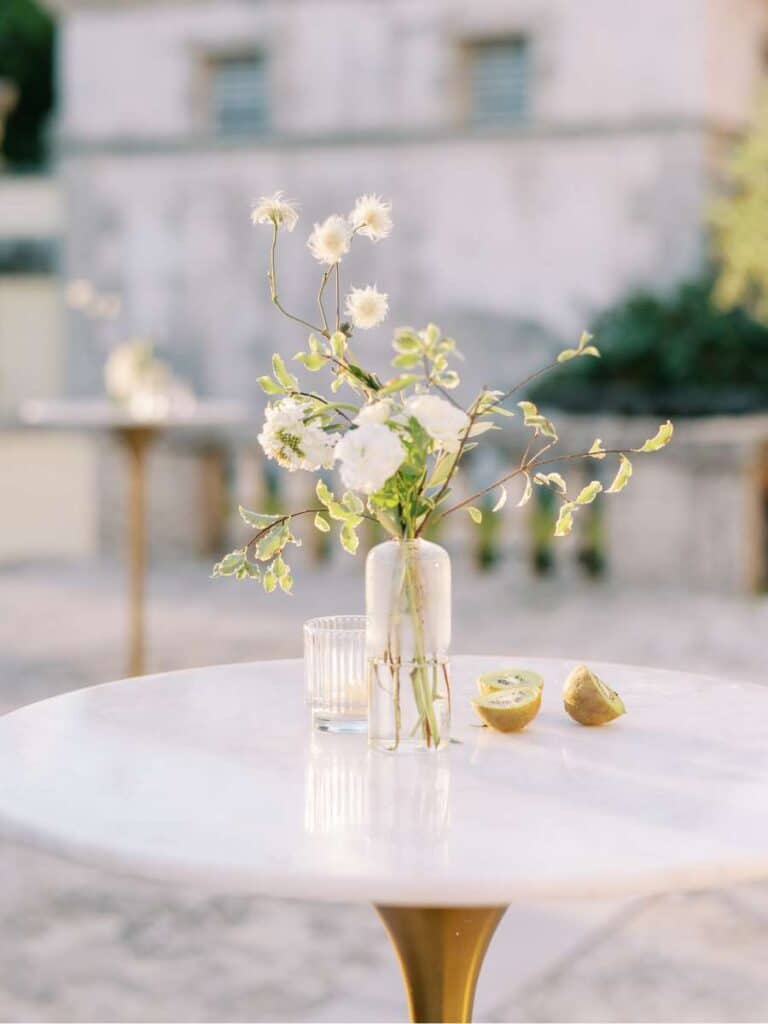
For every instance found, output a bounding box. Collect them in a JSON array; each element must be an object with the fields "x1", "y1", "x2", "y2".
[{"x1": 1, "y1": 557, "x2": 767, "y2": 1022}]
